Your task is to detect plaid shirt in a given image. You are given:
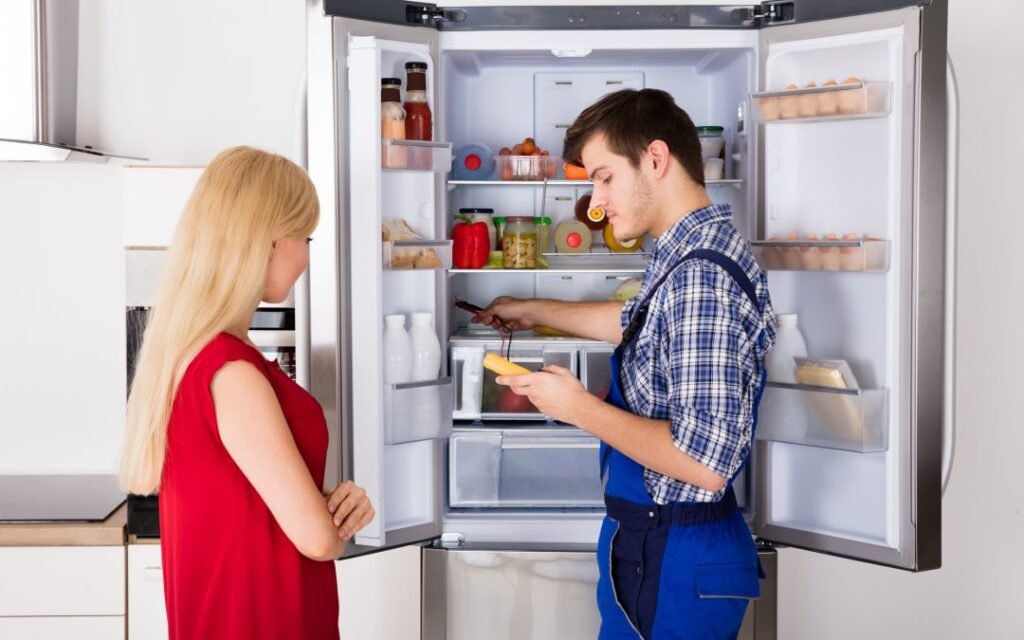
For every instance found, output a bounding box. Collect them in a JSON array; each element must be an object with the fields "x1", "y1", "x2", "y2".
[{"x1": 619, "y1": 203, "x2": 776, "y2": 504}]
